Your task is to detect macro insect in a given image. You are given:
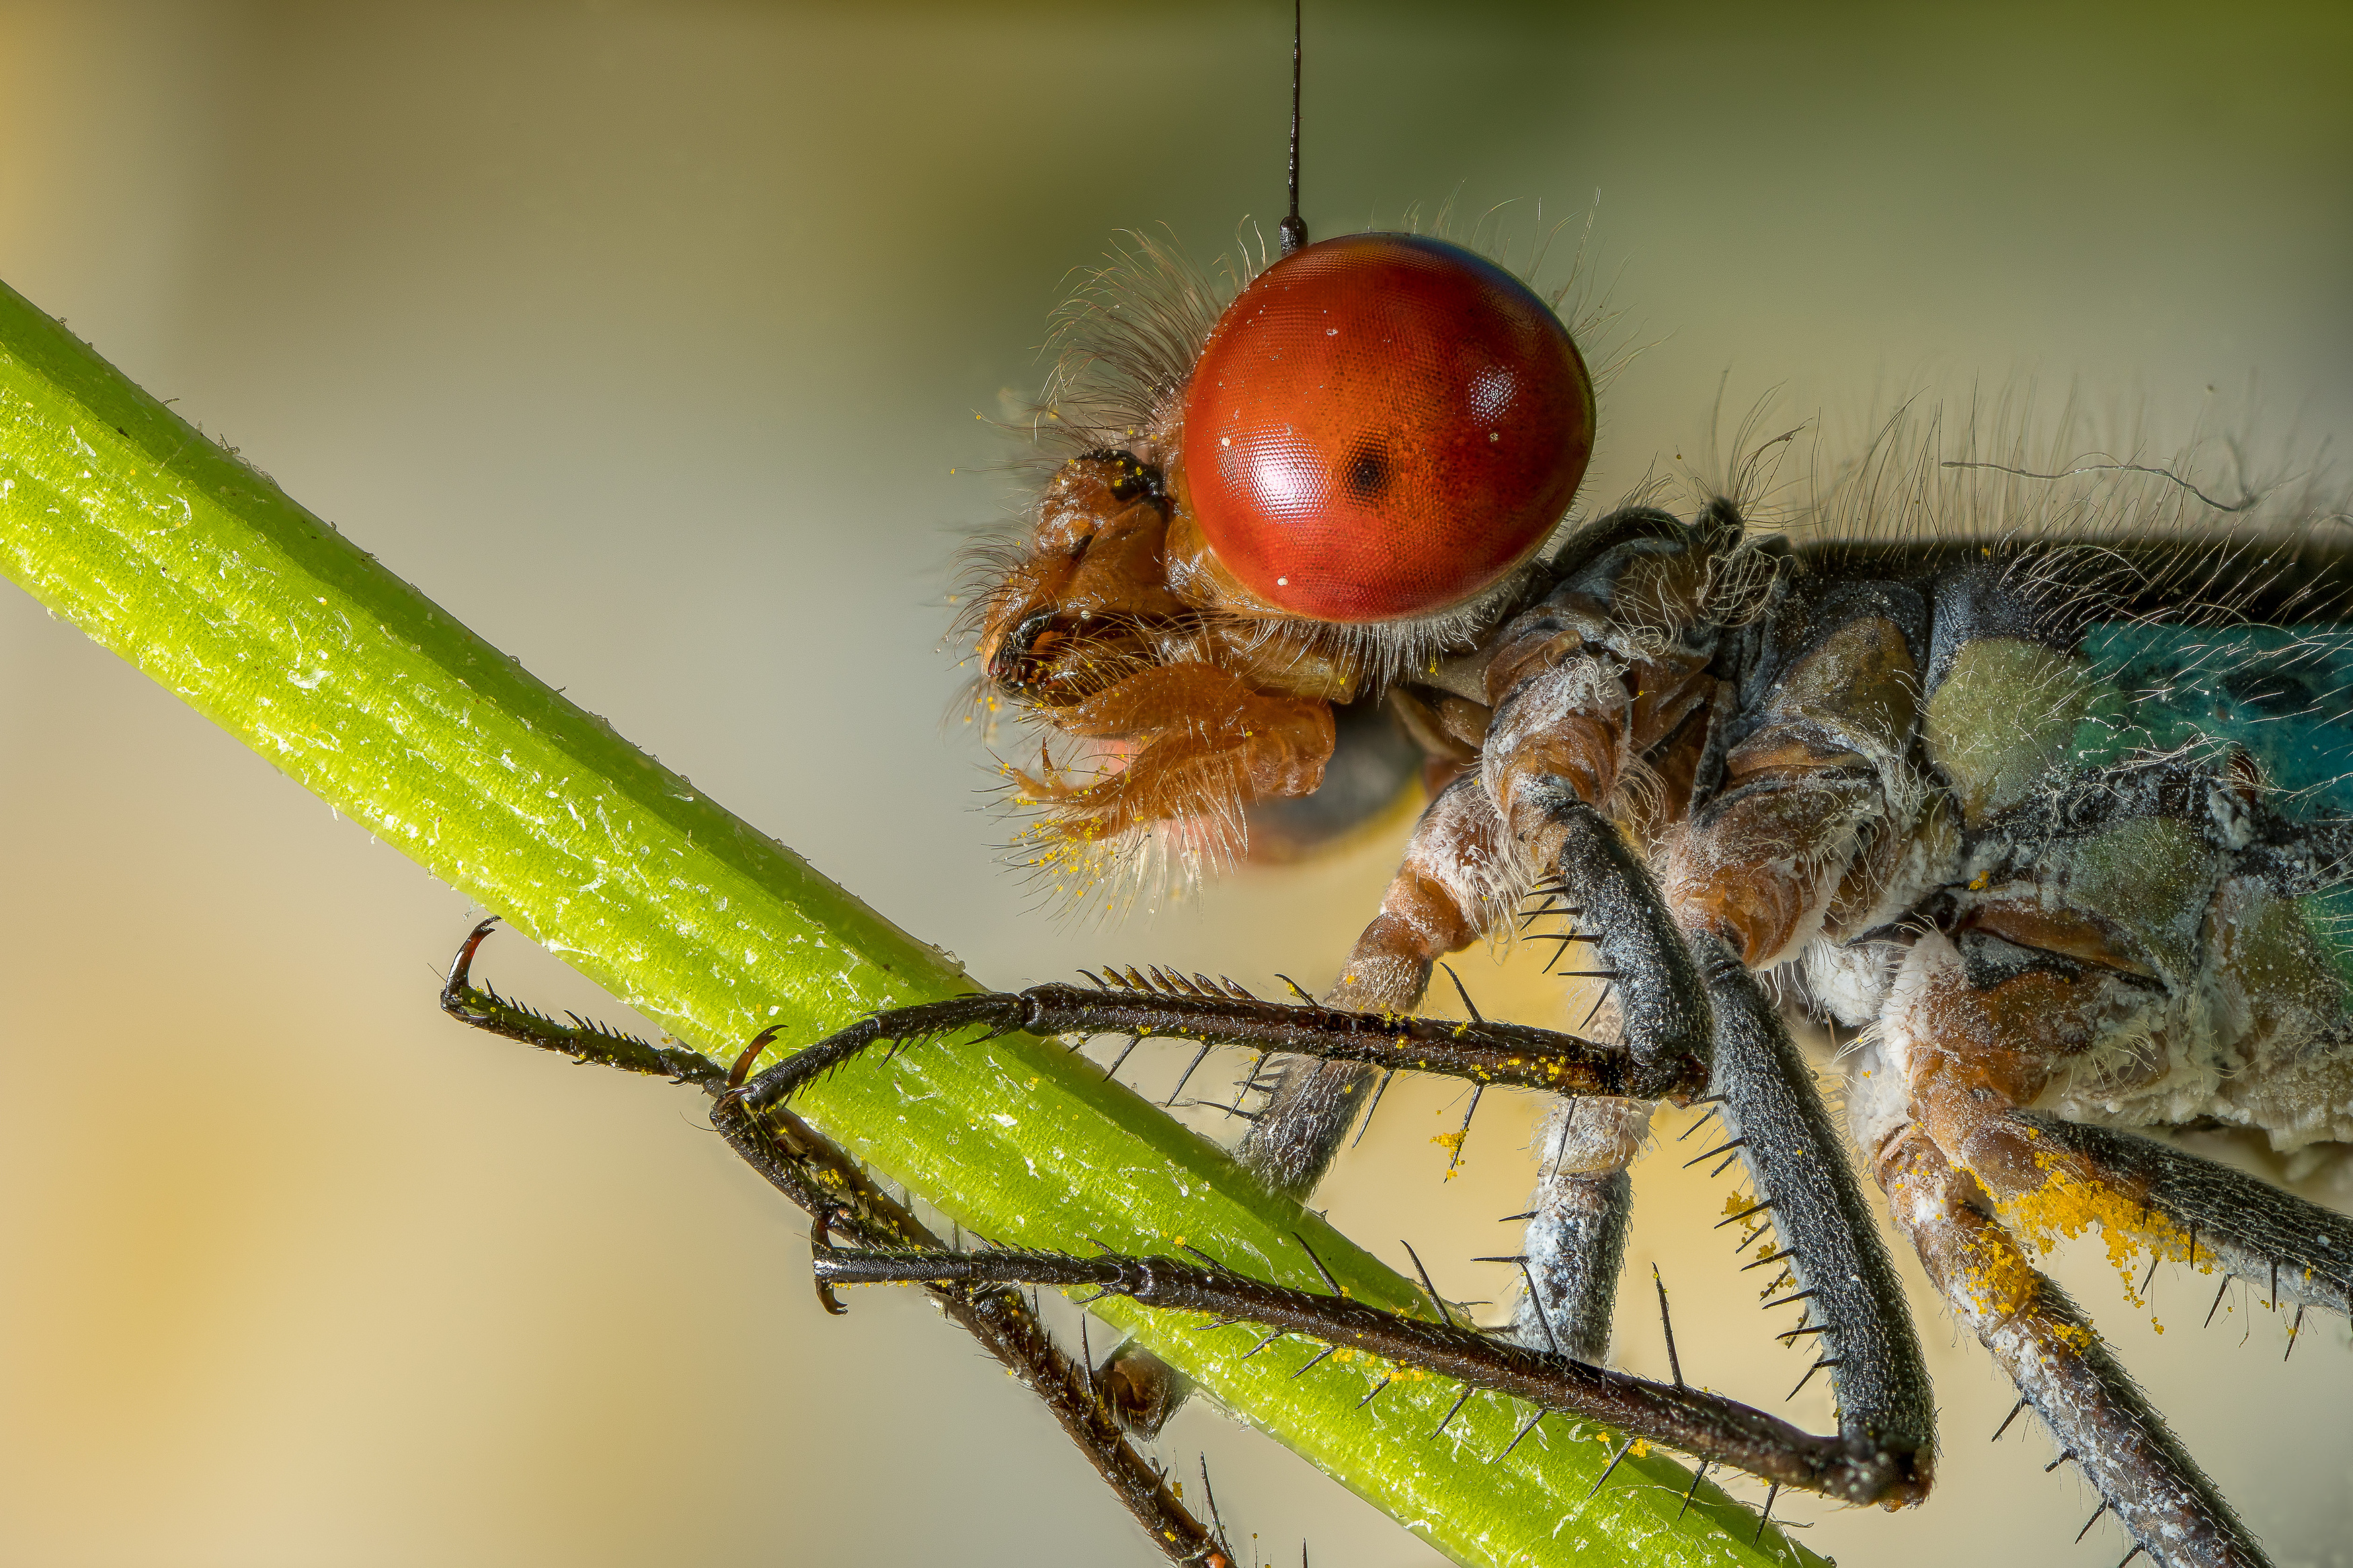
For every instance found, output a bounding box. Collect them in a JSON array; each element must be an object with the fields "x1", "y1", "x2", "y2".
[{"x1": 434, "y1": 27, "x2": 2353, "y2": 1568}]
